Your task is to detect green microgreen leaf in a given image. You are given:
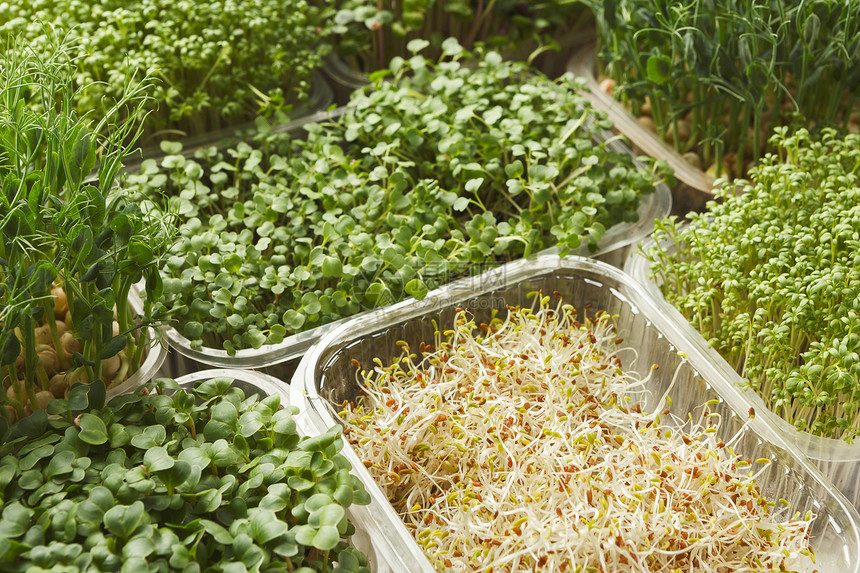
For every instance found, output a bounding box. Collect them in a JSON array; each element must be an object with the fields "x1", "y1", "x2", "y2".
[
  {"x1": 129, "y1": 41, "x2": 663, "y2": 355},
  {"x1": 647, "y1": 127, "x2": 860, "y2": 441},
  {"x1": 78, "y1": 413, "x2": 109, "y2": 445},
  {"x1": 0, "y1": 377, "x2": 370, "y2": 571}
]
